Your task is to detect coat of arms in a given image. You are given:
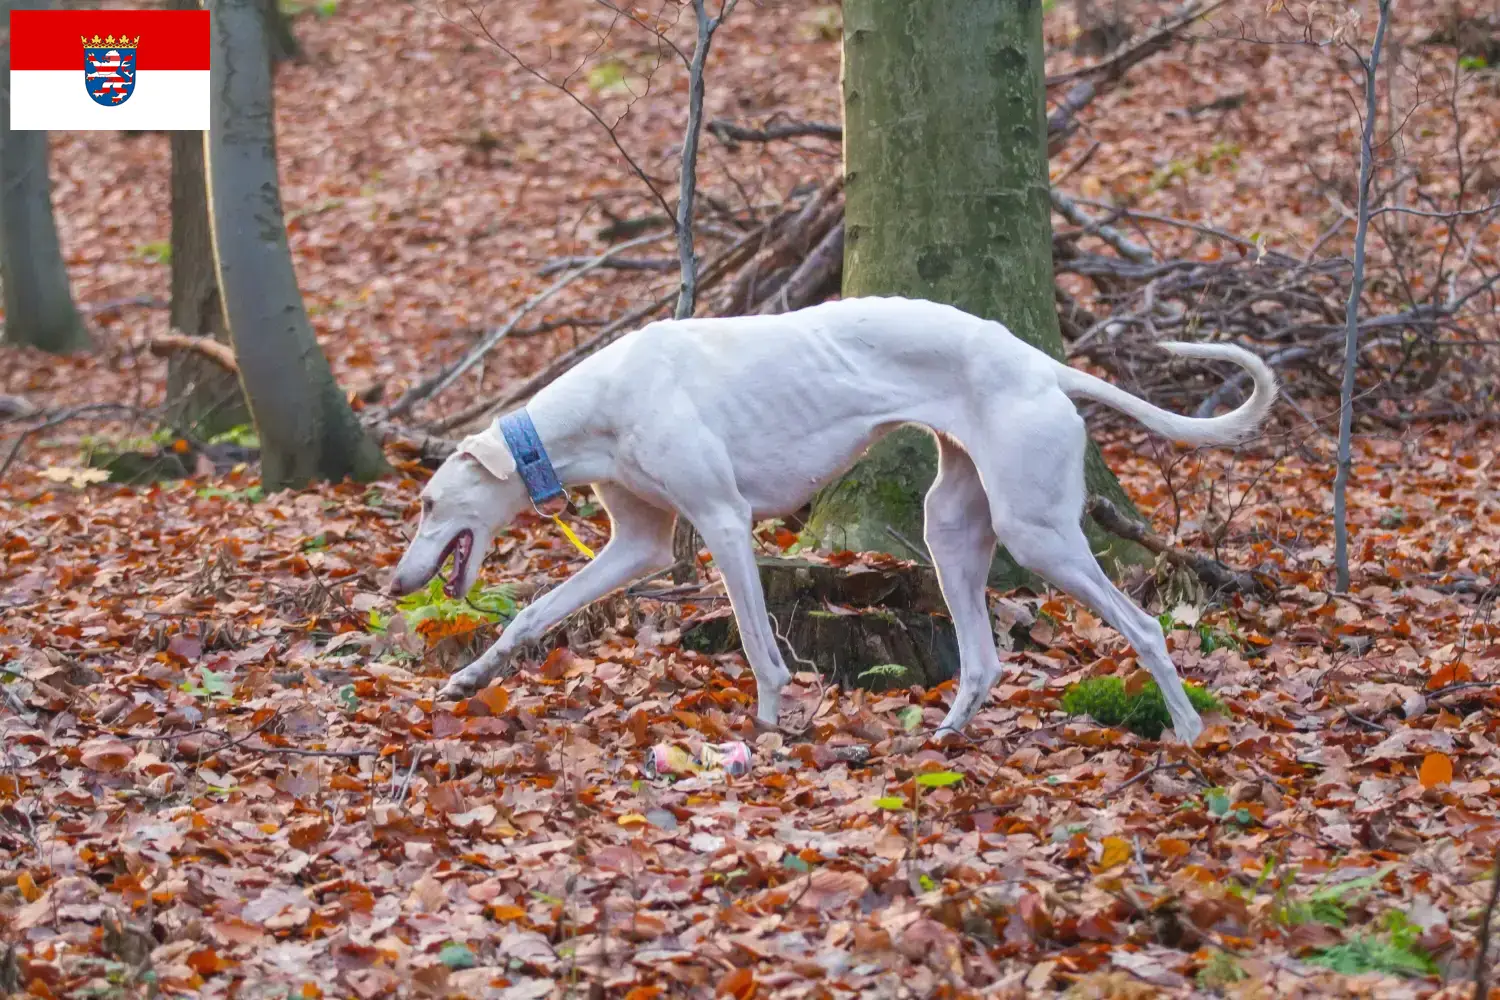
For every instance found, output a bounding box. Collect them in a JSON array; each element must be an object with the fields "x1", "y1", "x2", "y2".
[{"x1": 82, "y1": 34, "x2": 139, "y2": 107}]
